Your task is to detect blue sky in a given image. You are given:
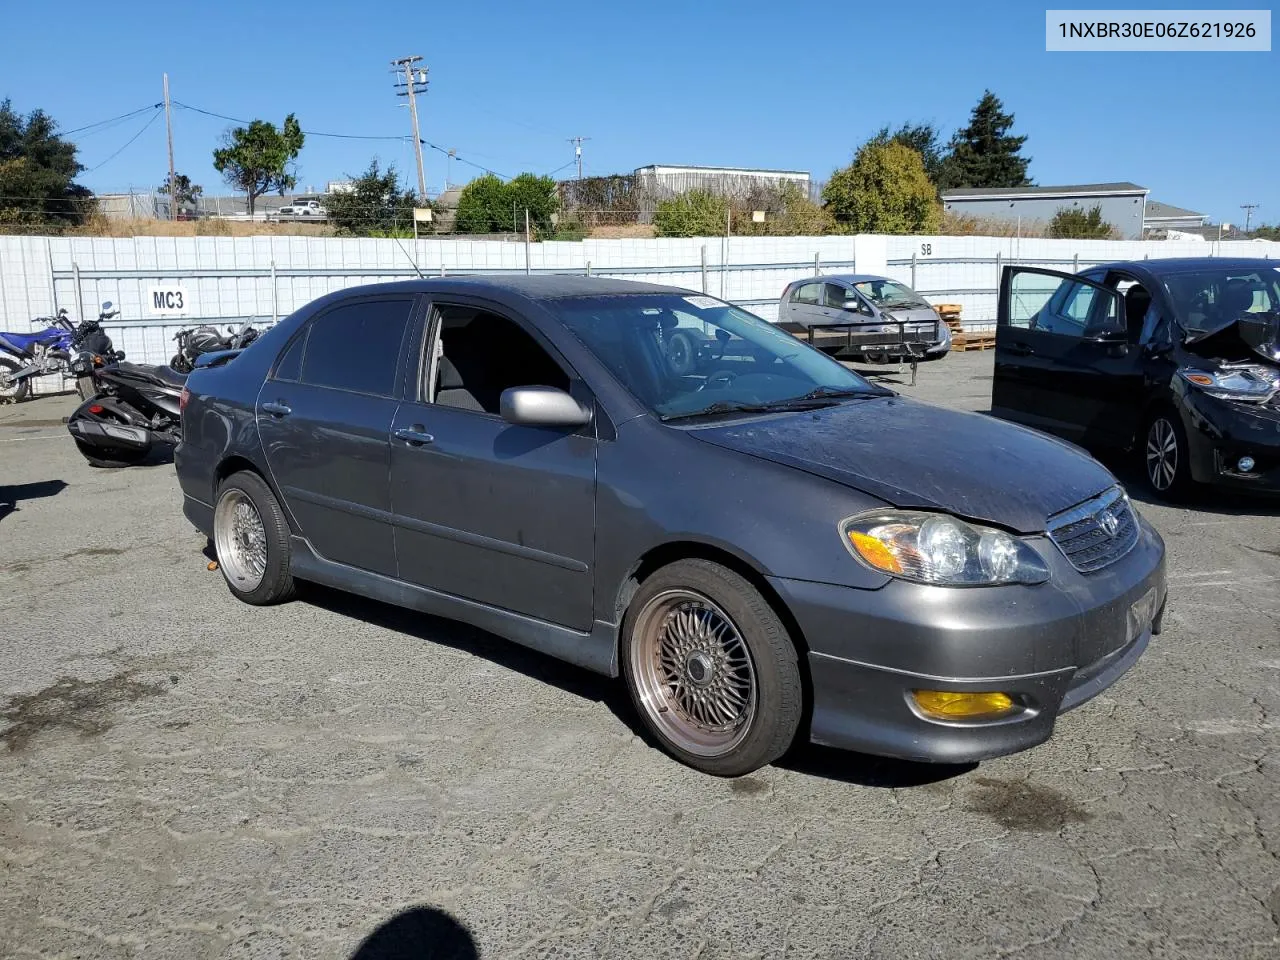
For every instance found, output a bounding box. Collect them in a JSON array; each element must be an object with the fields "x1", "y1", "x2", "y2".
[{"x1": 2, "y1": 0, "x2": 1275, "y2": 226}]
